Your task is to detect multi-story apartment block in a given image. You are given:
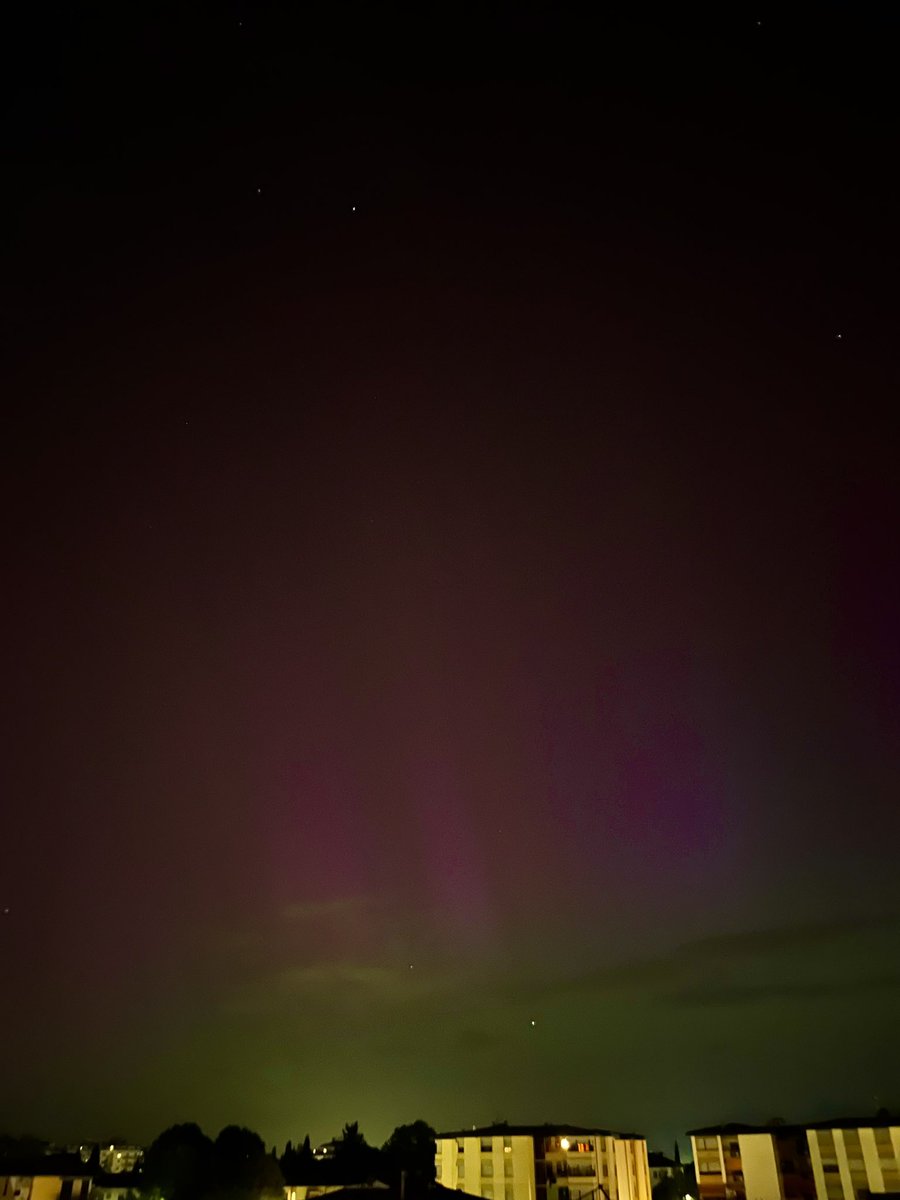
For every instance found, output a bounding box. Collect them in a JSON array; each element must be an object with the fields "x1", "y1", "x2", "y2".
[
  {"x1": 807, "y1": 1120, "x2": 900, "y2": 1200},
  {"x1": 98, "y1": 1145, "x2": 144, "y2": 1174},
  {"x1": 435, "y1": 1124, "x2": 651, "y2": 1200},
  {"x1": 689, "y1": 1117, "x2": 900, "y2": 1200},
  {"x1": 689, "y1": 1123, "x2": 816, "y2": 1200}
]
